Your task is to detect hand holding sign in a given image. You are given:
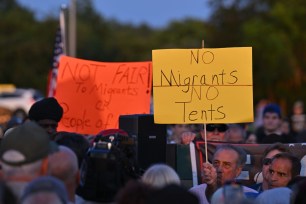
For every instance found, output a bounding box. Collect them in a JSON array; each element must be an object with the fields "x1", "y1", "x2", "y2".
[{"x1": 202, "y1": 162, "x2": 217, "y2": 185}]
